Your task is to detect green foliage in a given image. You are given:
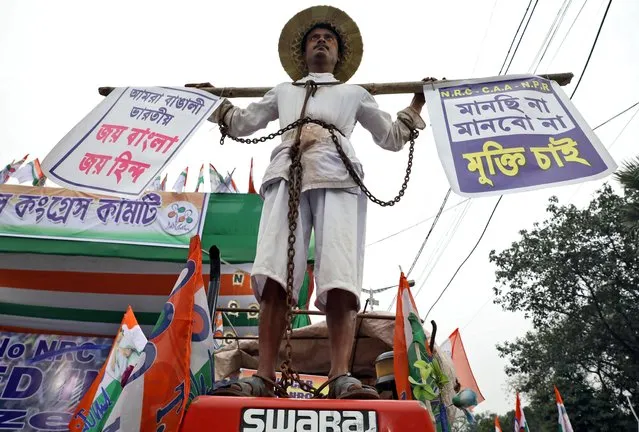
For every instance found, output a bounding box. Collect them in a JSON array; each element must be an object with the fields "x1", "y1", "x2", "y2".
[{"x1": 487, "y1": 184, "x2": 638, "y2": 430}]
